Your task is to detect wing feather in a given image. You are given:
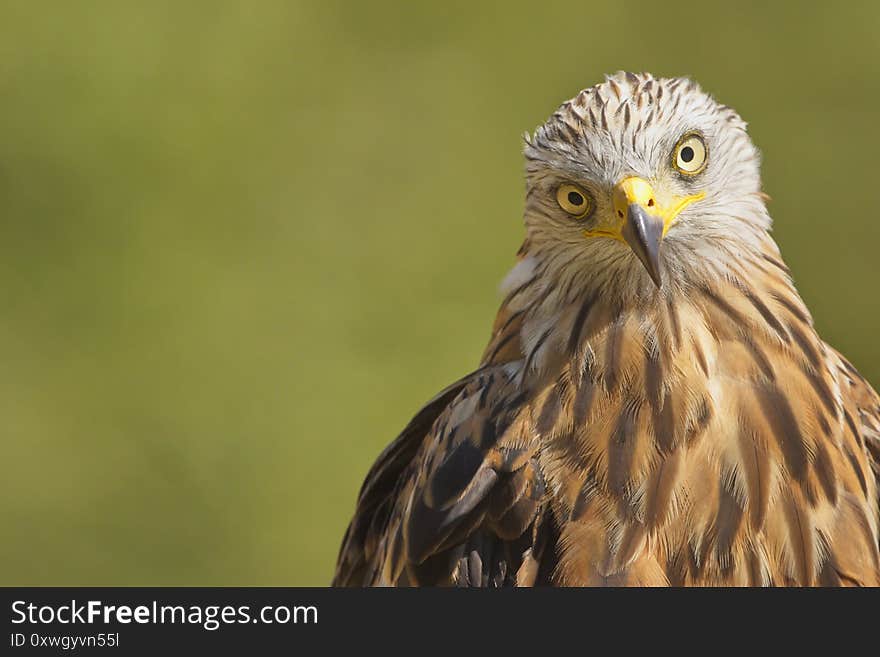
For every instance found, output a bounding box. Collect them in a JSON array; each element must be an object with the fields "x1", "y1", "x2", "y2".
[{"x1": 333, "y1": 293, "x2": 556, "y2": 586}]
